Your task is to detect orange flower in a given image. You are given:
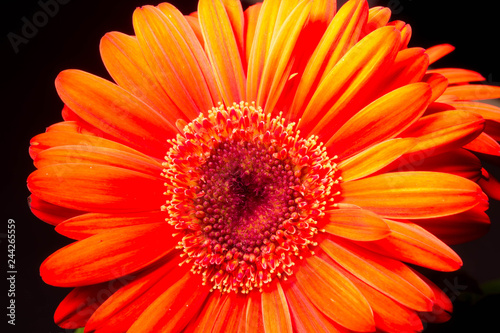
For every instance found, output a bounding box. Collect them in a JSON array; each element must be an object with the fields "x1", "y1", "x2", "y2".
[{"x1": 28, "y1": 0, "x2": 497, "y2": 332}]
